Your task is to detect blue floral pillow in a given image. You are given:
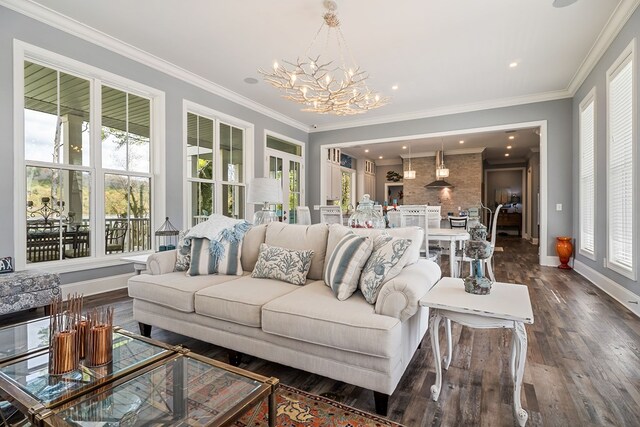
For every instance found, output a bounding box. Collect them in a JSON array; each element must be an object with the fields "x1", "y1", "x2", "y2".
[
  {"x1": 251, "y1": 244, "x2": 314, "y2": 285},
  {"x1": 359, "y1": 234, "x2": 412, "y2": 304}
]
